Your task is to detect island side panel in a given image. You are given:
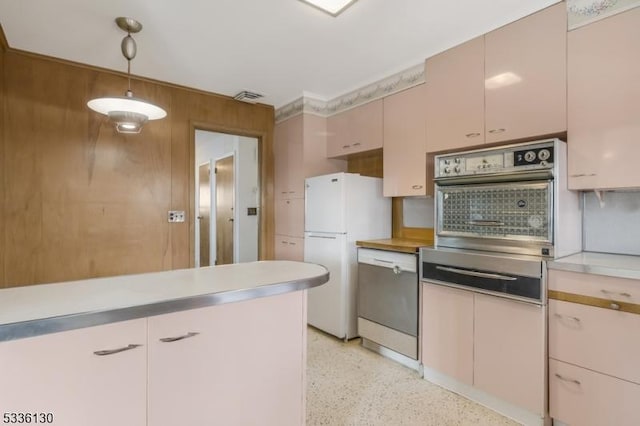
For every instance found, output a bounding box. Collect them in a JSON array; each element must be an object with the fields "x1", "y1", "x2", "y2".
[{"x1": 147, "y1": 290, "x2": 306, "y2": 426}]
